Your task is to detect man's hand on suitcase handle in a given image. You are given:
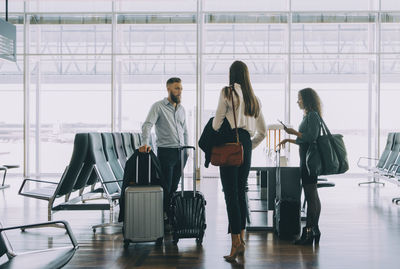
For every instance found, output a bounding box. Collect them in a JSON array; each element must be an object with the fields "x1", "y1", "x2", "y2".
[{"x1": 139, "y1": 145, "x2": 151, "y2": 153}]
